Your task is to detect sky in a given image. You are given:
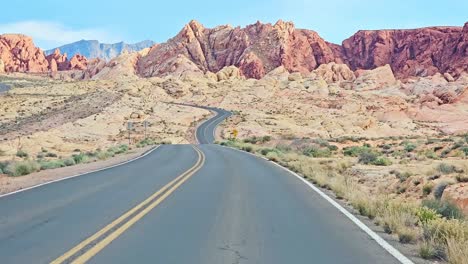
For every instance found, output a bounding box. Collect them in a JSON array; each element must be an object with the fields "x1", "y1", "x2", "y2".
[{"x1": 1, "y1": 0, "x2": 467, "y2": 49}]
